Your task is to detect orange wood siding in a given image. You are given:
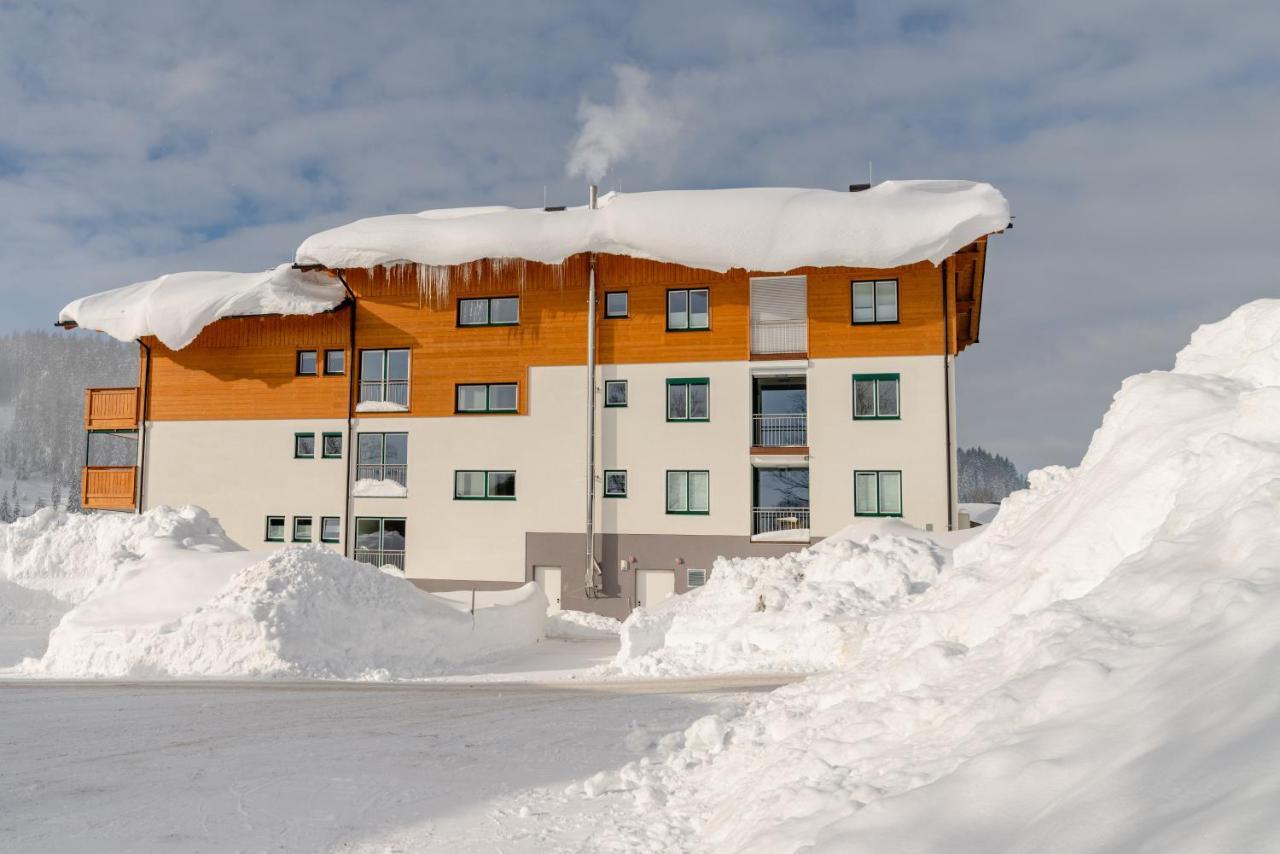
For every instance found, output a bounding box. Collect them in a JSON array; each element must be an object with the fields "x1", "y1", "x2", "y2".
[
  {"x1": 85, "y1": 387, "x2": 139, "y2": 430},
  {"x1": 145, "y1": 308, "x2": 352, "y2": 421},
  {"x1": 806, "y1": 261, "x2": 952, "y2": 358},
  {"x1": 82, "y1": 466, "x2": 137, "y2": 510}
]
